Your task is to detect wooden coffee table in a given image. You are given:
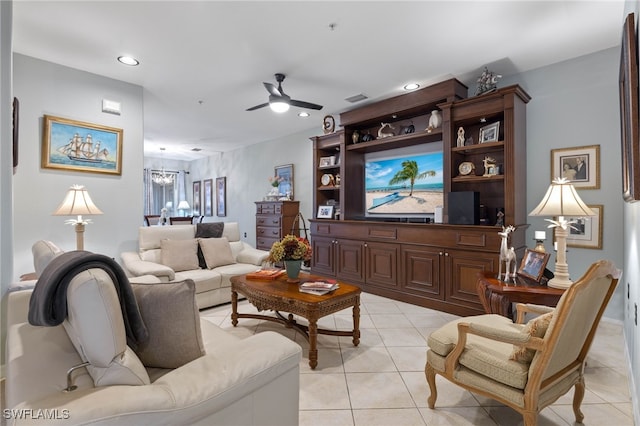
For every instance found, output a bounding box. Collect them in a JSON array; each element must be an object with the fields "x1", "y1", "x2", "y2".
[{"x1": 230, "y1": 271, "x2": 361, "y2": 369}]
